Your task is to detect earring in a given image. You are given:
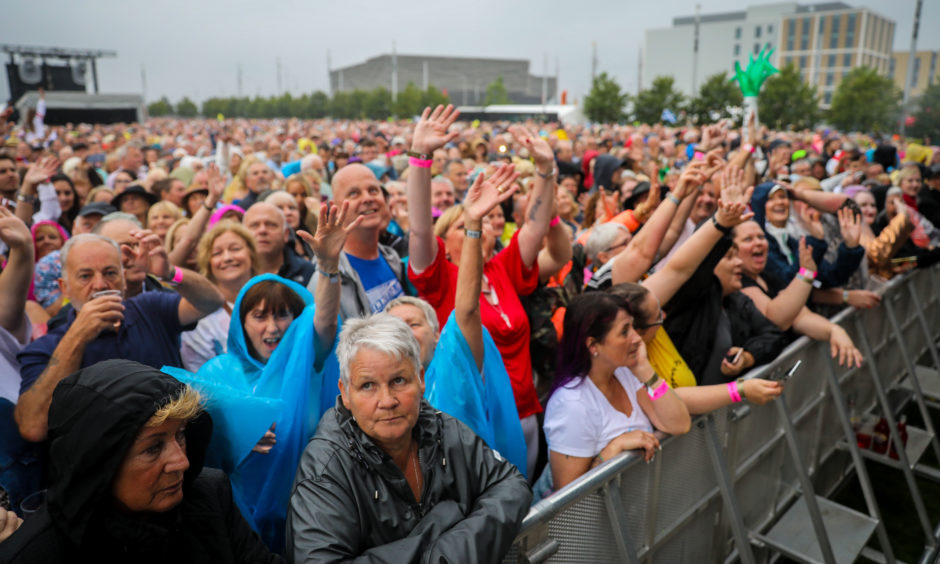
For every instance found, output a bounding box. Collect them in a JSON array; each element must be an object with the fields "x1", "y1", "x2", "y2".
[{"x1": 592, "y1": 351, "x2": 598, "y2": 358}]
